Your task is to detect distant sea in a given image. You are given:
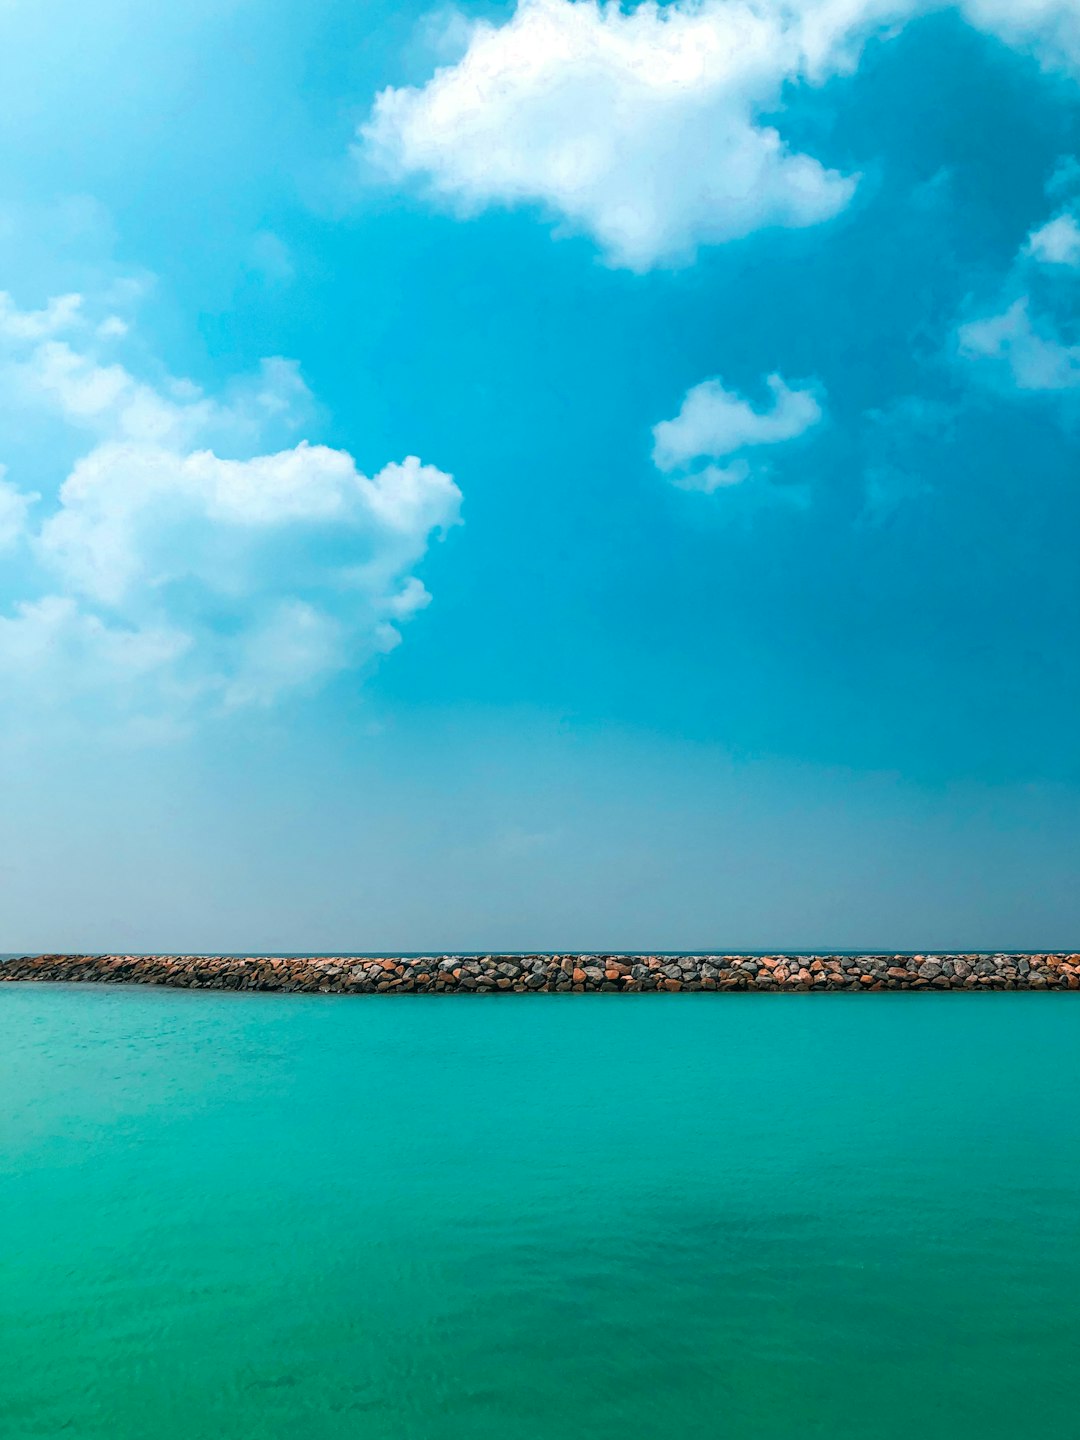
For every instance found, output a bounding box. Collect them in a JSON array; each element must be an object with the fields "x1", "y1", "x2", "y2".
[{"x1": 2, "y1": 986, "x2": 1077, "y2": 1439}]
